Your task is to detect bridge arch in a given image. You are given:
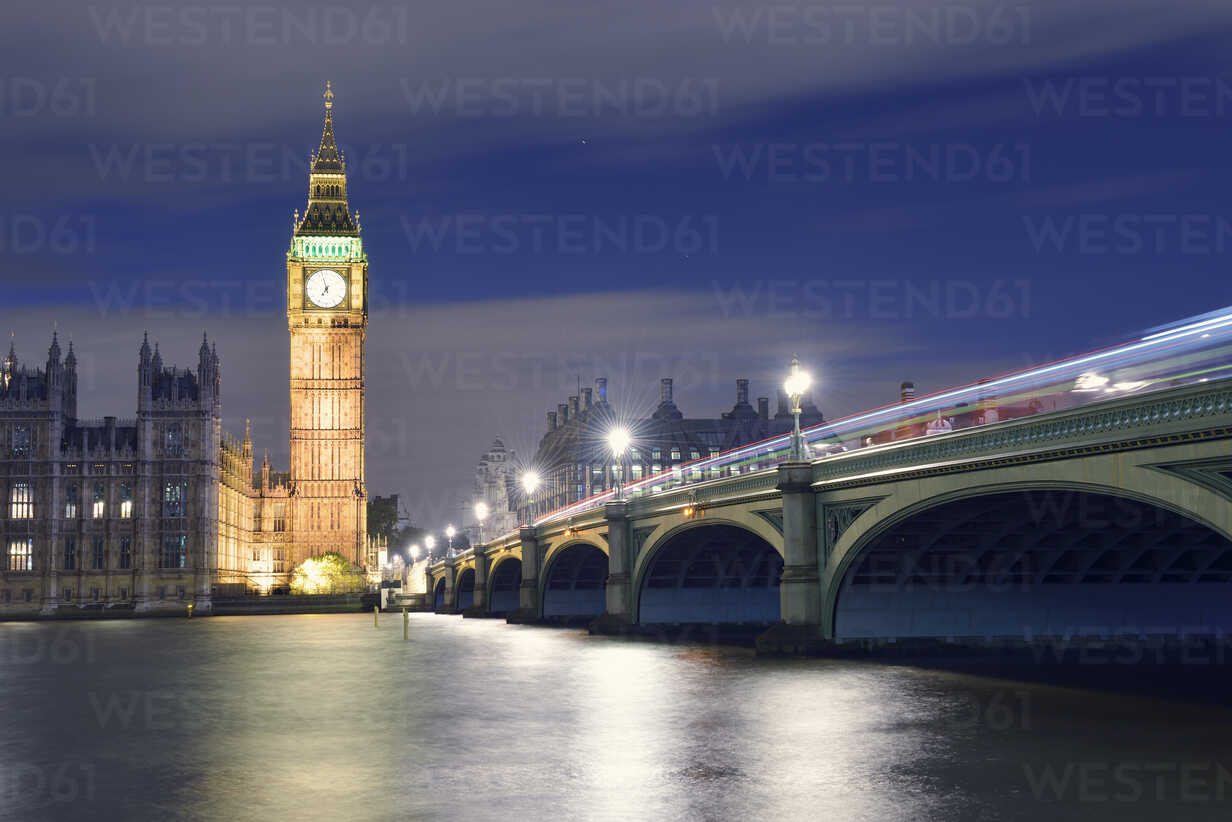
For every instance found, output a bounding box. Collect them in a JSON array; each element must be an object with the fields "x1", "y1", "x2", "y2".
[
  {"x1": 455, "y1": 568, "x2": 476, "y2": 611},
  {"x1": 827, "y1": 483, "x2": 1232, "y2": 640},
  {"x1": 488, "y1": 556, "x2": 522, "y2": 617},
  {"x1": 432, "y1": 577, "x2": 446, "y2": 611},
  {"x1": 635, "y1": 521, "x2": 783, "y2": 625},
  {"x1": 541, "y1": 540, "x2": 608, "y2": 619}
]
